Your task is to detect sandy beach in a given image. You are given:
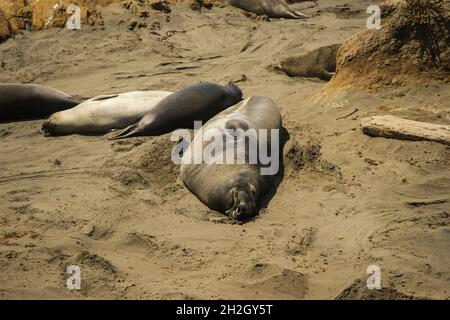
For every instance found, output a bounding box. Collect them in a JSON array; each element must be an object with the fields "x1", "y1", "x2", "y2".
[{"x1": 0, "y1": 0, "x2": 449, "y2": 299}]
